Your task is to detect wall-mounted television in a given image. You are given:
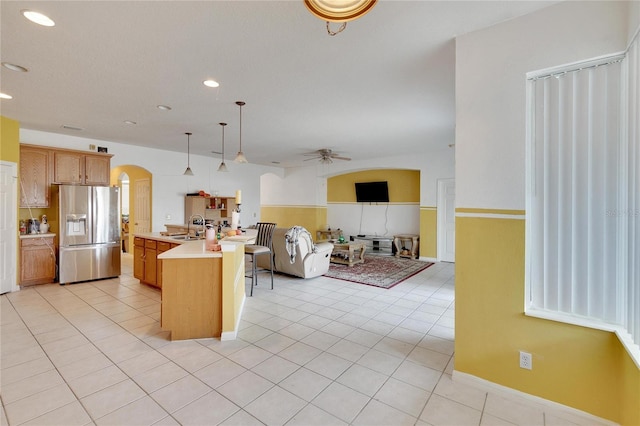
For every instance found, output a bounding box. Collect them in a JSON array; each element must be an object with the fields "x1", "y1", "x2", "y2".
[{"x1": 355, "y1": 181, "x2": 389, "y2": 203}]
